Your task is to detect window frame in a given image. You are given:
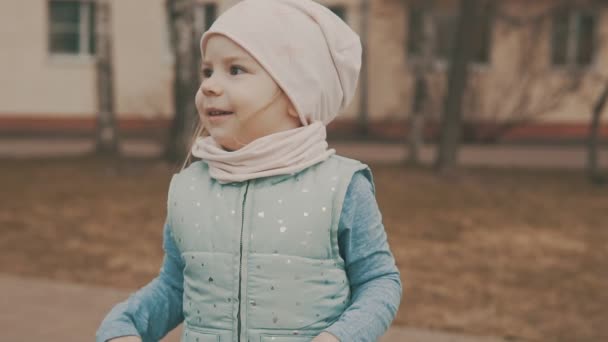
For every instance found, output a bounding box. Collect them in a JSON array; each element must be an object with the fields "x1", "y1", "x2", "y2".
[
  {"x1": 550, "y1": 7, "x2": 598, "y2": 69},
  {"x1": 47, "y1": 0, "x2": 97, "y2": 61},
  {"x1": 407, "y1": 5, "x2": 493, "y2": 68}
]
